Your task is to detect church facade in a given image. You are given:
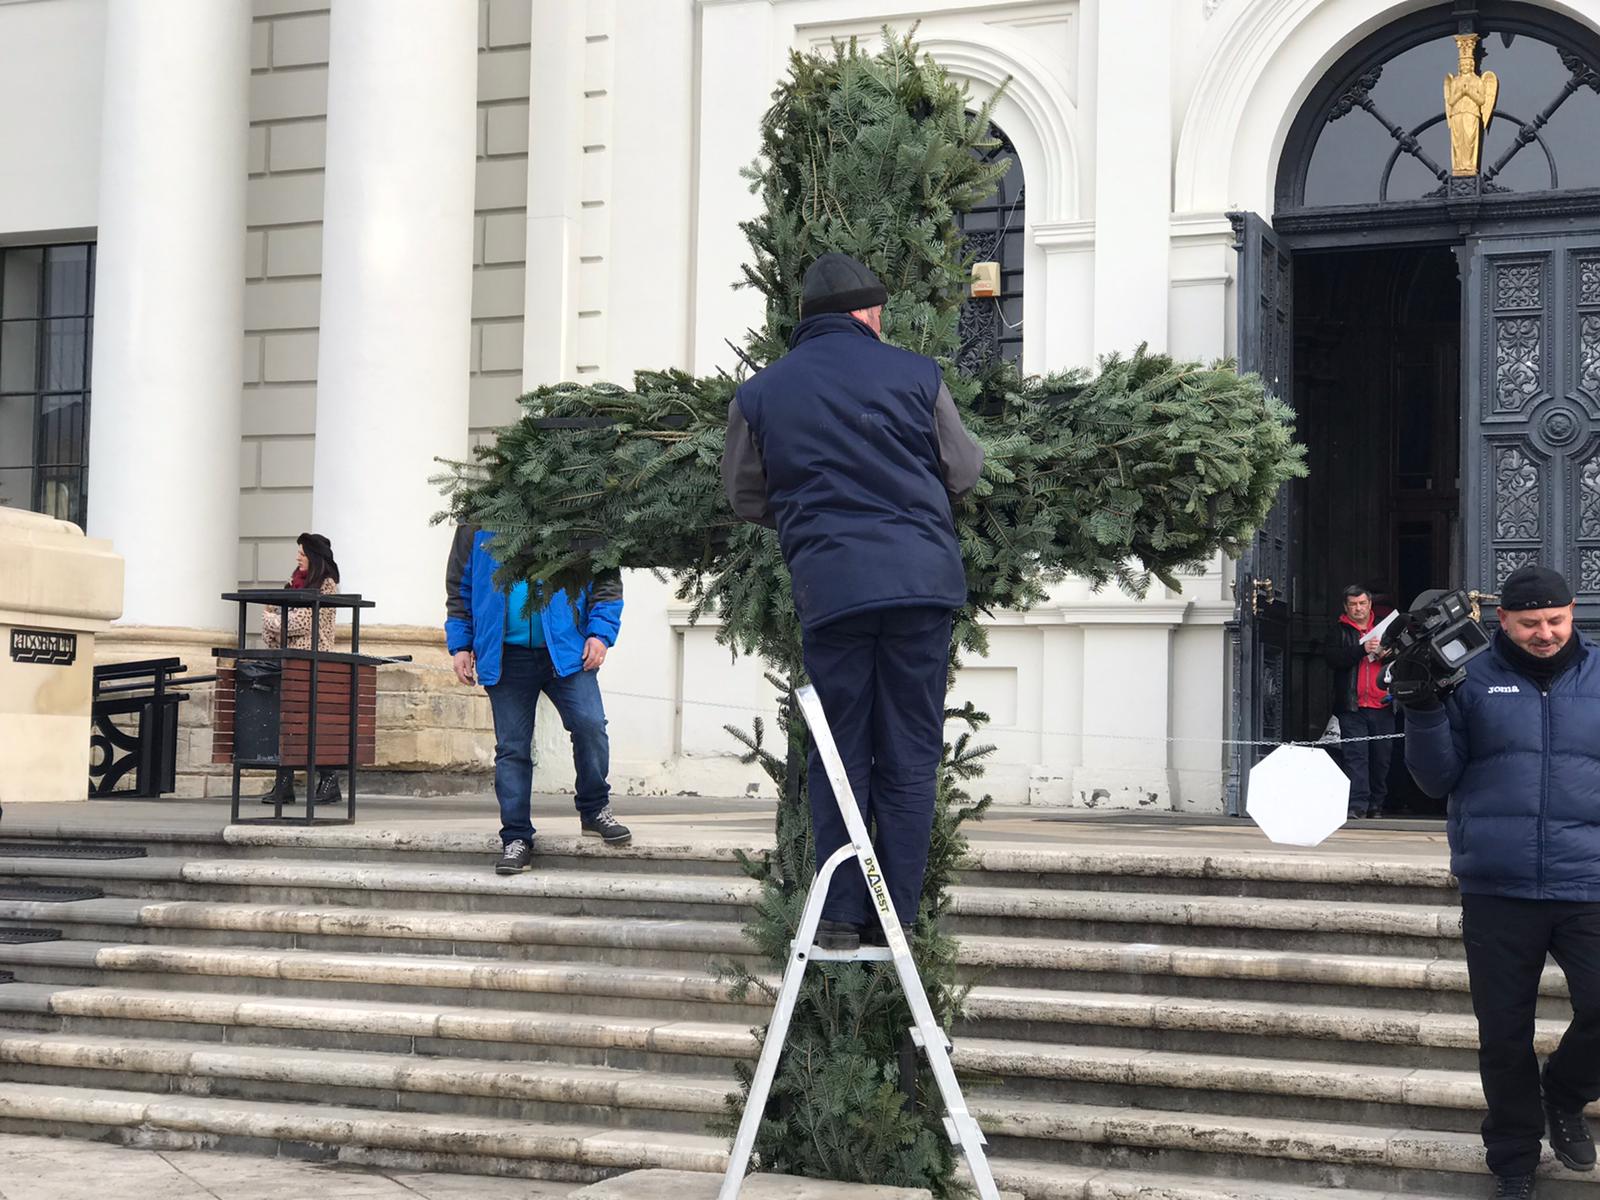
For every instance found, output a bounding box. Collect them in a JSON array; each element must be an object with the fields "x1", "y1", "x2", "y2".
[{"x1": 2, "y1": 0, "x2": 1597, "y2": 810}]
